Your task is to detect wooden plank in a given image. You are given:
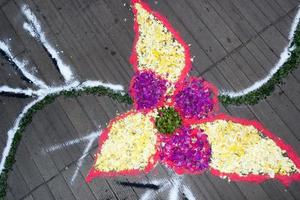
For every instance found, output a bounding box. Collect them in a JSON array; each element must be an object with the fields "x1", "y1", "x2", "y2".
[
  {"x1": 46, "y1": 0, "x2": 127, "y2": 83},
  {"x1": 6, "y1": 165, "x2": 30, "y2": 200},
  {"x1": 251, "y1": 0, "x2": 282, "y2": 22},
  {"x1": 31, "y1": 184, "x2": 55, "y2": 200},
  {"x1": 165, "y1": 0, "x2": 227, "y2": 62},
  {"x1": 61, "y1": 163, "x2": 97, "y2": 200},
  {"x1": 23, "y1": 194, "x2": 34, "y2": 200},
  {"x1": 41, "y1": 101, "x2": 83, "y2": 162},
  {"x1": 209, "y1": 0, "x2": 256, "y2": 42},
  {"x1": 145, "y1": 0, "x2": 213, "y2": 74},
  {"x1": 28, "y1": 0, "x2": 108, "y2": 83},
  {"x1": 58, "y1": 97, "x2": 98, "y2": 135},
  {"x1": 77, "y1": 154, "x2": 118, "y2": 200},
  {"x1": 5, "y1": 189, "x2": 16, "y2": 200},
  {"x1": 273, "y1": 0, "x2": 296, "y2": 13},
  {"x1": 260, "y1": 26, "x2": 289, "y2": 57},
  {"x1": 184, "y1": 0, "x2": 242, "y2": 52},
  {"x1": 32, "y1": 106, "x2": 74, "y2": 171},
  {"x1": 22, "y1": 122, "x2": 59, "y2": 181},
  {"x1": 70, "y1": 0, "x2": 134, "y2": 80},
  {"x1": 0, "y1": 0, "x2": 9, "y2": 7},
  {"x1": 265, "y1": 0, "x2": 286, "y2": 18},
  {"x1": 275, "y1": 12, "x2": 294, "y2": 39},
  {"x1": 230, "y1": 0, "x2": 270, "y2": 32},
  {"x1": 0, "y1": 9, "x2": 24, "y2": 56},
  {"x1": 47, "y1": 173, "x2": 76, "y2": 200},
  {"x1": 56, "y1": 1, "x2": 132, "y2": 81},
  {"x1": 15, "y1": 139, "x2": 44, "y2": 190}
]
